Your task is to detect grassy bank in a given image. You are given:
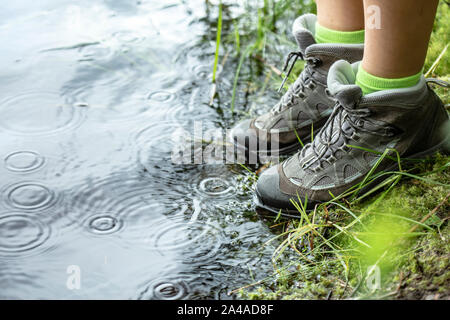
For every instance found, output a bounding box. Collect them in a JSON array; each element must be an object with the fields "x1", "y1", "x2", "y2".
[
  {"x1": 240, "y1": 154, "x2": 449, "y2": 299},
  {"x1": 211, "y1": 0, "x2": 449, "y2": 299}
]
